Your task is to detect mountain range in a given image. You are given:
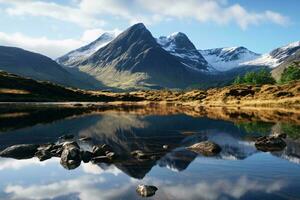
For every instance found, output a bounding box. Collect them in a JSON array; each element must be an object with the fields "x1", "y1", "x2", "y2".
[{"x1": 0, "y1": 23, "x2": 299, "y2": 90}]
